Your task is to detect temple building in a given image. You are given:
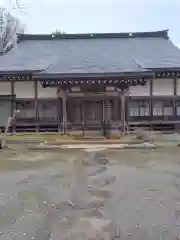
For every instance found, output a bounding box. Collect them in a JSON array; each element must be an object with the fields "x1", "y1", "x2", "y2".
[{"x1": 0, "y1": 29, "x2": 180, "y2": 133}]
